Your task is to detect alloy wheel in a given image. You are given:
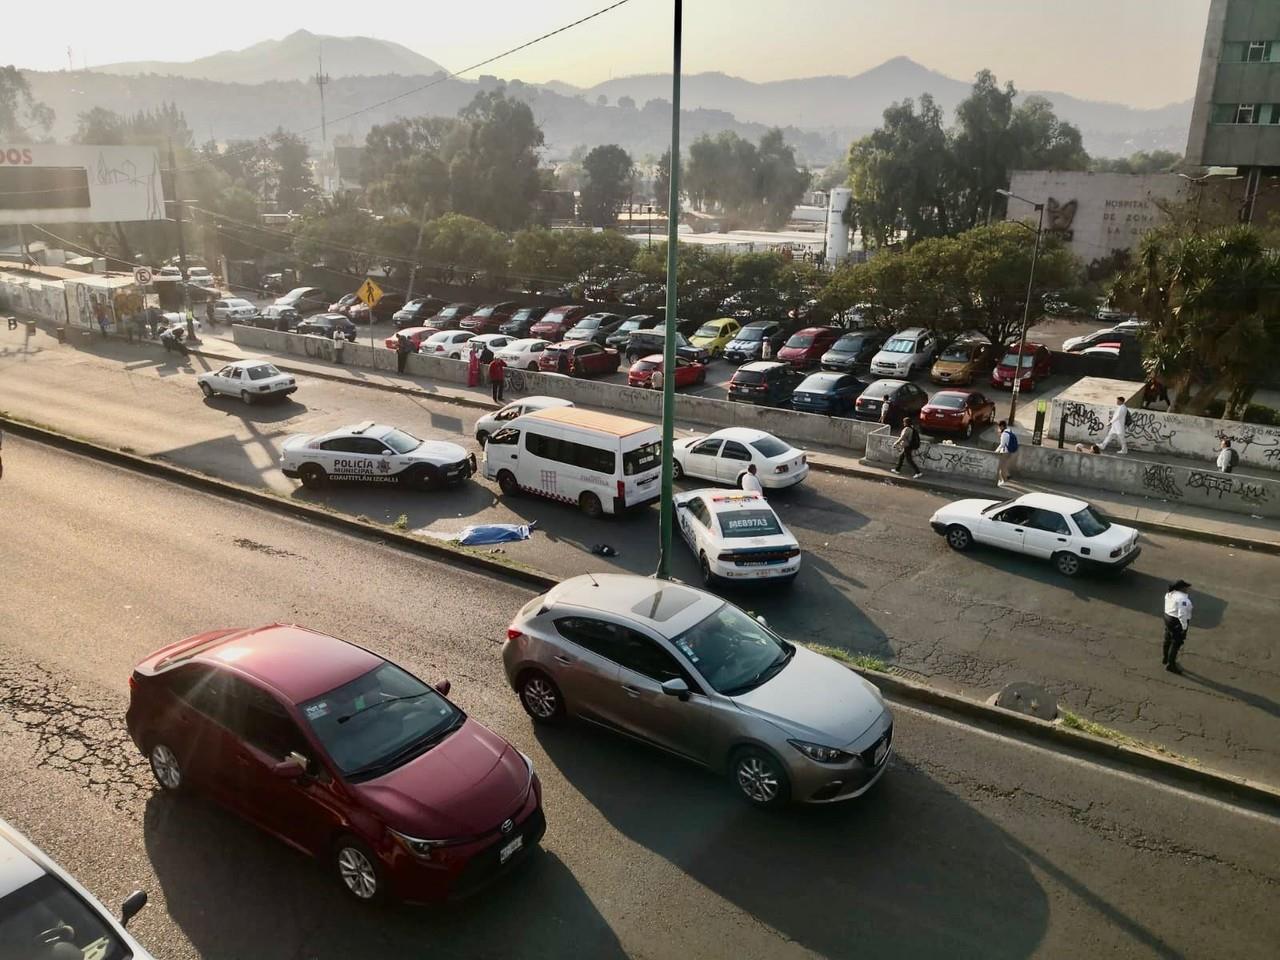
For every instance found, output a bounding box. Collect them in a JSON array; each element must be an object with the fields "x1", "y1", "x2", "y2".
[
  {"x1": 522, "y1": 676, "x2": 558, "y2": 719},
  {"x1": 150, "y1": 744, "x2": 182, "y2": 790},
  {"x1": 336, "y1": 846, "x2": 378, "y2": 900},
  {"x1": 736, "y1": 754, "x2": 781, "y2": 804}
]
